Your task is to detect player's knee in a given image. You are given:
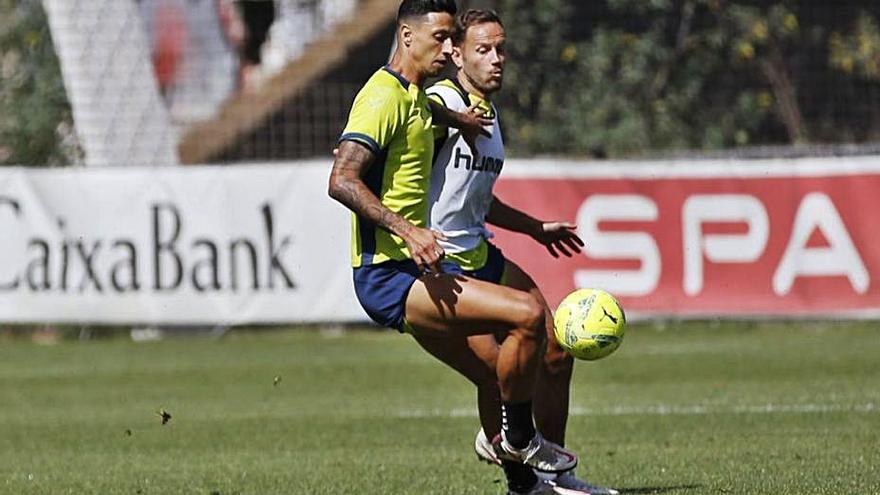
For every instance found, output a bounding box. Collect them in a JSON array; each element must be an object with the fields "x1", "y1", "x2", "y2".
[
  {"x1": 543, "y1": 346, "x2": 574, "y2": 377},
  {"x1": 517, "y1": 294, "x2": 547, "y2": 343}
]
